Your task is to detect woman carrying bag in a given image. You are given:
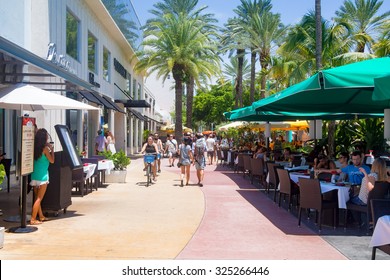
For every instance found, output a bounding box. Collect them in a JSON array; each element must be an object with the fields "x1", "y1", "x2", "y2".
[{"x1": 177, "y1": 136, "x2": 194, "y2": 187}]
